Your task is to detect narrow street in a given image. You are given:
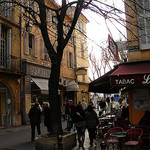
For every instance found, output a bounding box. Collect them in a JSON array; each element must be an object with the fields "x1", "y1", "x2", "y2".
[
  {"x1": 0, "y1": 121, "x2": 67, "y2": 150},
  {"x1": 0, "y1": 123, "x2": 46, "y2": 150}
]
